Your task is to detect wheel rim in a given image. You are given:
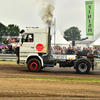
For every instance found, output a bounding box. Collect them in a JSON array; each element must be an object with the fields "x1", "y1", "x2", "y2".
[
  {"x1": 78, "y1": 63, "x2": 87, "y2": 72},
  {"x1": 30, "y1": 62, "x2": 38, "y2": 70}
]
